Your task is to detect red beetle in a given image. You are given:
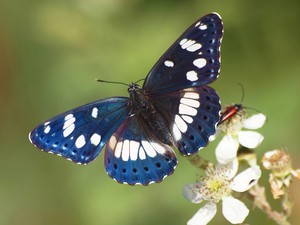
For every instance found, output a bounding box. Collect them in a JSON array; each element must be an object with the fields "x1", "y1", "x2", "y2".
[{"x1": 219, "y1": 104, "x2": 243, "y2": 124}]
